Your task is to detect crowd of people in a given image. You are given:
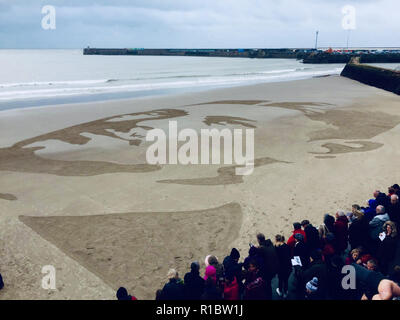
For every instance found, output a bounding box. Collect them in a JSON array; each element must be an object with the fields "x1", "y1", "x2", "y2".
[{"x1": 117, "y1": 184, "x2": 400, "y2": 301}]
